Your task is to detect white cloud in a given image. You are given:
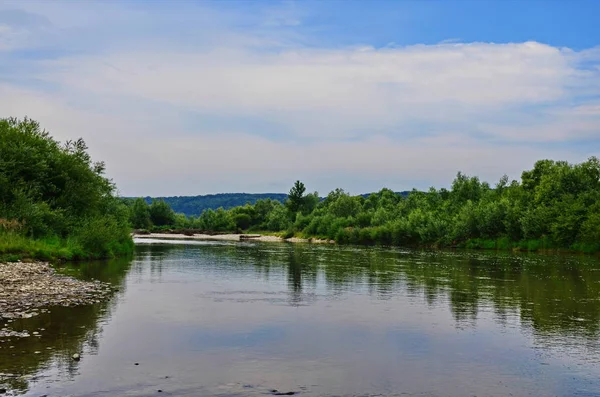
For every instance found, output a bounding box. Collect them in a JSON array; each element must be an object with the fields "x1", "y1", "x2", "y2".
[
  {"x1": 40, "y1": 42, "x2": 570, "y2": 112},
  {"x1": 0, "y1": 1, "x2": 598, "y2": 196}
]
